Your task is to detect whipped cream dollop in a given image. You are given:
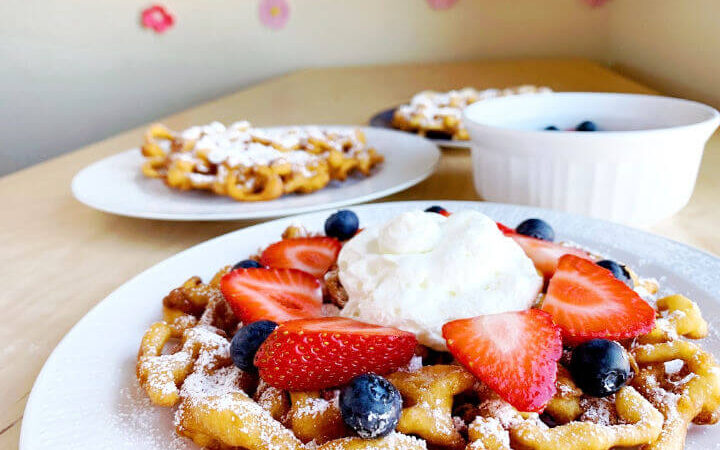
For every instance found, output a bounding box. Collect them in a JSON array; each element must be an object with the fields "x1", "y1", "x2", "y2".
[{"x1": 338, "y1": 210, "x2": 543, "y2": 350}]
